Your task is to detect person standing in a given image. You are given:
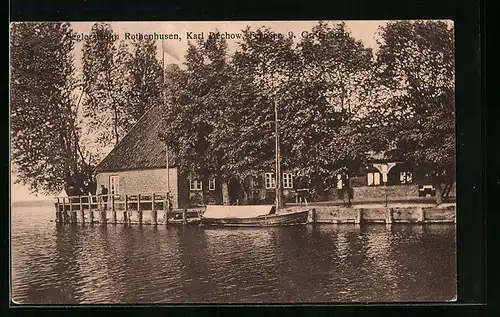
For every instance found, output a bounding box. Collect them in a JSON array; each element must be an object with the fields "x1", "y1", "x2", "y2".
[
  {"x1": 346, "y1": 176, "x2": 353, "y2": 207},
  {"x1": 100, "y1": 185, "x2": 109, "y2": 211},
  {"x1": 337, "y1": 174, "x2": 345, "y2": 205}
]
